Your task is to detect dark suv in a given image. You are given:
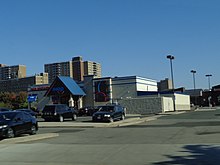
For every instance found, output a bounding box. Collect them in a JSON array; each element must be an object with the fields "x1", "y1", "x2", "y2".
[
  {"x1": 92, "y1": 104, "x2": 126, "y2": 122},
  {"x1": 42, "y1": 104, "x2": 78, "y2": 122}
]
